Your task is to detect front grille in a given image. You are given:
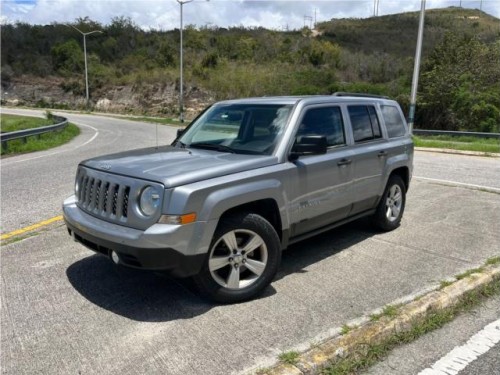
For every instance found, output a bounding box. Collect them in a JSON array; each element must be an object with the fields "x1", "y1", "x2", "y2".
[{"x1": 77, "y1": 174, "x2": 131, "y2": 221}]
